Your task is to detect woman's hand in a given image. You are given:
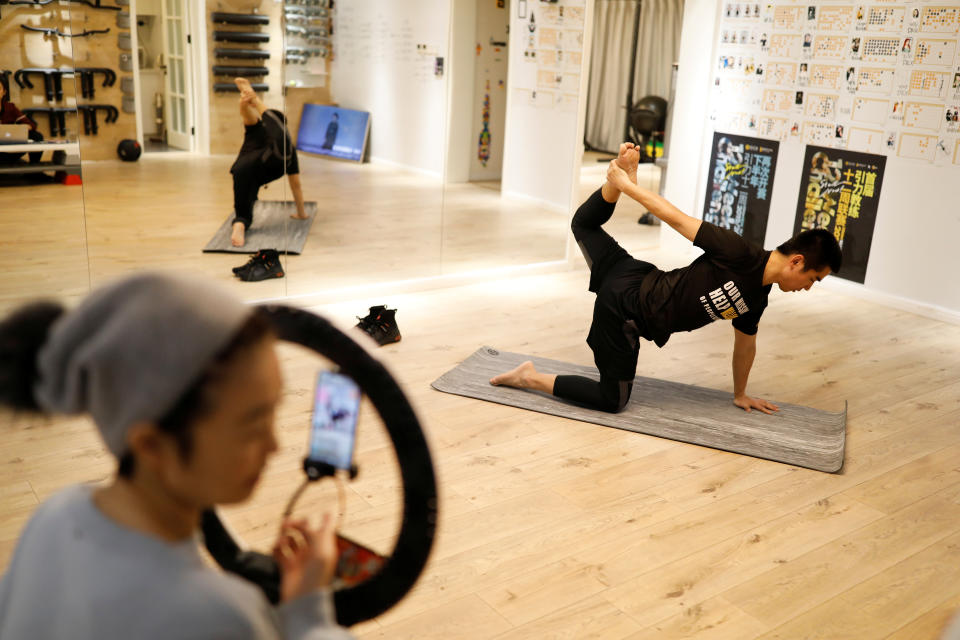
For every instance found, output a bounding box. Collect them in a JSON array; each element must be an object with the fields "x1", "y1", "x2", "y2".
[{"x1": 272, "y1": 513, "x2": 339, "y2": 602}]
